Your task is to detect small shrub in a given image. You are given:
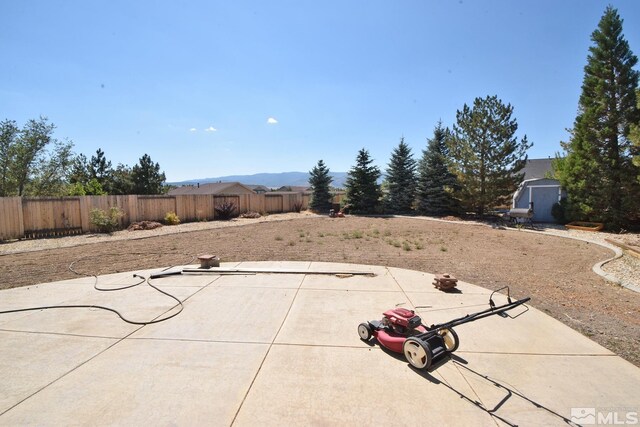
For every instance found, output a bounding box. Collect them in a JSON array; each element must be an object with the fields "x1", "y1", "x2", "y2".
[
  {"x1": 215, "y1": 202, "x2": 238, "y2": 220},
  {"x1": 387, "y1": 239, "x2": 401, "y2": 248},
  {"x1": 90, "y1": 207, "x2": 124, "y2": 233},
  {"x1": 164, "y1": 211, "x2": 180, "y2": 225},
  {"x1": 551, "y1": 199, "x2": 569, "y2": 224},
  {"x1": 275, "y1": 236, "x2": 283, "y2": 241},
  {"x1": 402, "y1": 241, "x2": 412, "y2": 251},
  {"x1": 351, "y1": 230, "x2": 364, "y2": 239}
]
